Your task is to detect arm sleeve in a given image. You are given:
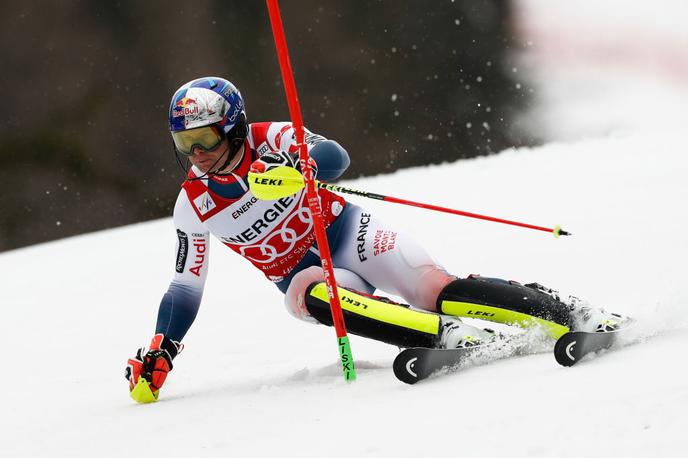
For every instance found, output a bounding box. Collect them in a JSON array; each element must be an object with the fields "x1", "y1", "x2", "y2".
[
  {"x1": 155, "y1": 191, "x2": 210, "y2": 342},
  {"x1": 308, "y1": 140, "x2": 350, "y2": 182}
]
